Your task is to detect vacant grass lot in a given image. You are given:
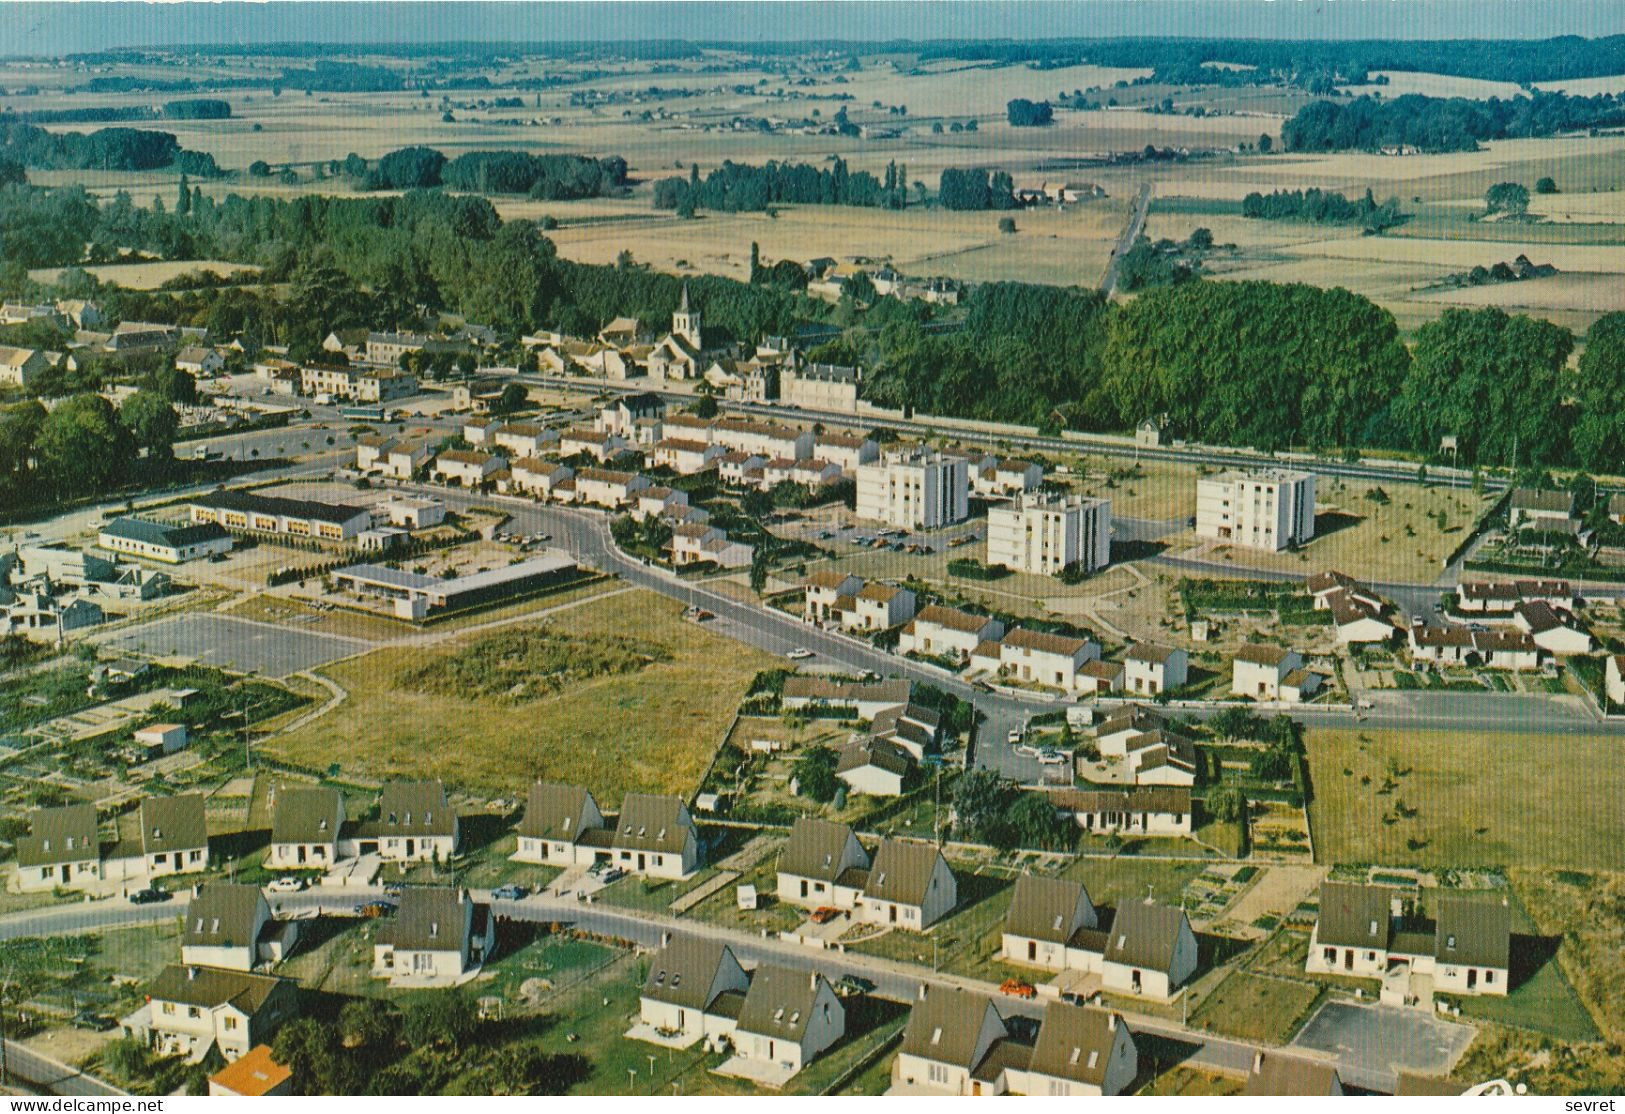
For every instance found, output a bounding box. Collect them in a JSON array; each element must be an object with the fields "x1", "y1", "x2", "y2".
[
  {"x1": 1305, "y1": 728, "x2": 1625, "y2": 872},
  {"x1": 1186, "y1": 969, "x2": 1323, "y2": 1044},
  {"x1": 1505, "y1": 868, "x2": 1624, "y2": 1043},
  {"x1": 265, "y1": 589, "x2": 776, "y2": 800}
]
